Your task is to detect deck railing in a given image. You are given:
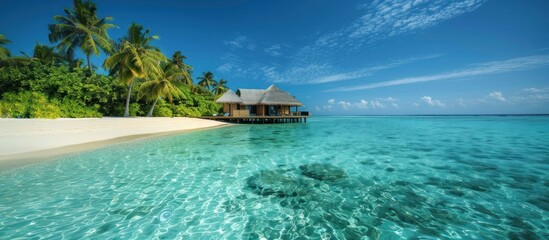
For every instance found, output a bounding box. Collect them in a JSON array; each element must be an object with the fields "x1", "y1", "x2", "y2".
[{"x1": 232, "y1": 109, "x2": 249, "y2": 117}]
